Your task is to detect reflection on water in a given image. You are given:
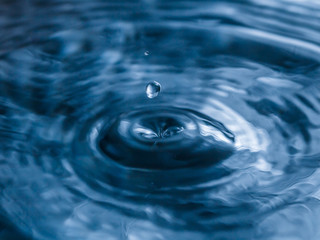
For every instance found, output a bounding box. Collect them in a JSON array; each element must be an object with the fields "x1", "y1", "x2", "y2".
[{"x1": 0, "y1": 0, "x2": 320, "y2": 239}]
